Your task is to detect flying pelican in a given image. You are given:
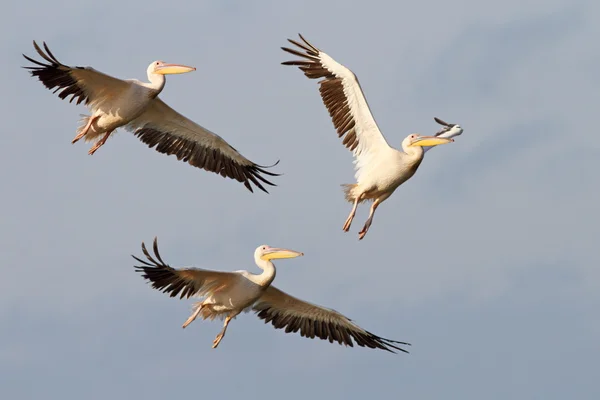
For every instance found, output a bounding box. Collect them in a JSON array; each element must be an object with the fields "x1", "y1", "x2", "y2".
[
  {"x1": 282, "y1": 34, "x2": 457, "y2": 239},
  {"x1": 133, "y1": 237, "x2": 409, "y2": 353},
  {"x1": 22, "y1": 41, "x2": 279, "y2": 193}
]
